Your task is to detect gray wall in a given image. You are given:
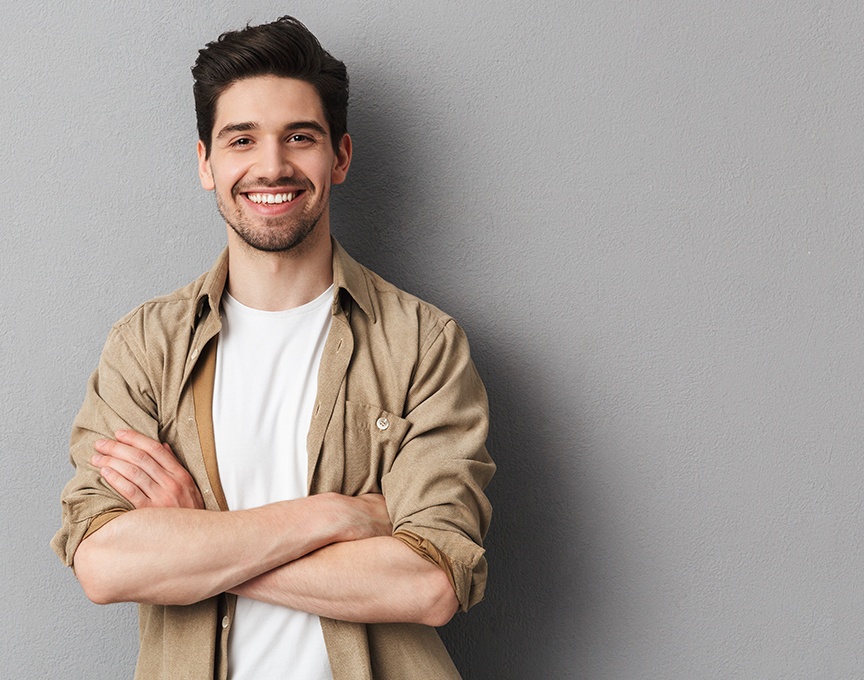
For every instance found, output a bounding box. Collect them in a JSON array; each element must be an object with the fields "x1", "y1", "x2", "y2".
[{"x1": 3, "y1": 1, "x2": 860, "y2": 678}]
